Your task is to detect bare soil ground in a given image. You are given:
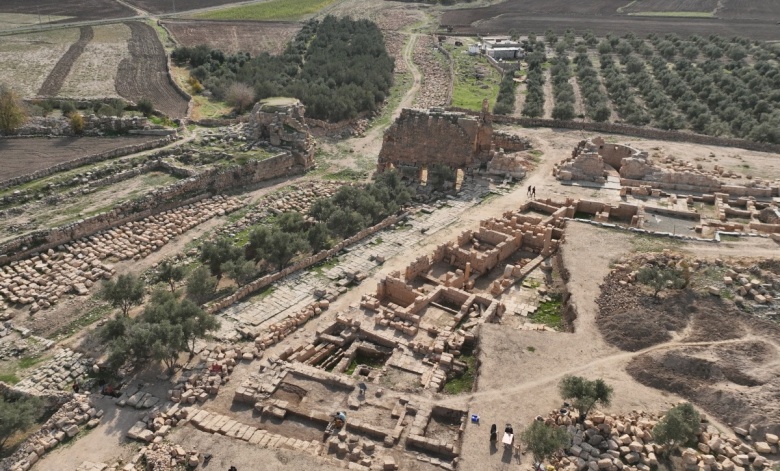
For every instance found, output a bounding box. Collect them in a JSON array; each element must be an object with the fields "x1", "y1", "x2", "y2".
[
  {"x1": 620, "y1": 0, "x2": 718, "y2": 14},
  {"x1": 59, "y1": 24, "x2": 132, "y2": 98},
  {"x1": 0, "y1": 0, "x2": 135, "y2": 23},
  {"x1": 0, "y1": 29, "x2": 80, "y2": 98},
  {"x1": 34, "y1": 397, "x2": 146, "y2": 471},
  {"x1": 627, "y1": 340, "x2": 780, "y2": 435},
  {"x1": 116, "y1": 21, "x2": 189, "y2": 118},
  {"x1": 0, "y1": 136, "x2": 159, "y2": 182},
  {"x1": 542, "y1": 68, "x2": 553, "y2": 119},
  {"x1": 719, "y1": 0, "x2": 780, "y2": 20},
  {"x1": 37, "y1": 26, "x2": 93, "y2": 96},
  {"x1": 440, "y1": 0, "x2": 780, "y2": 39},
  {"x1": 163, "y1": 20, "x2": 301, "y2": 56}
]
